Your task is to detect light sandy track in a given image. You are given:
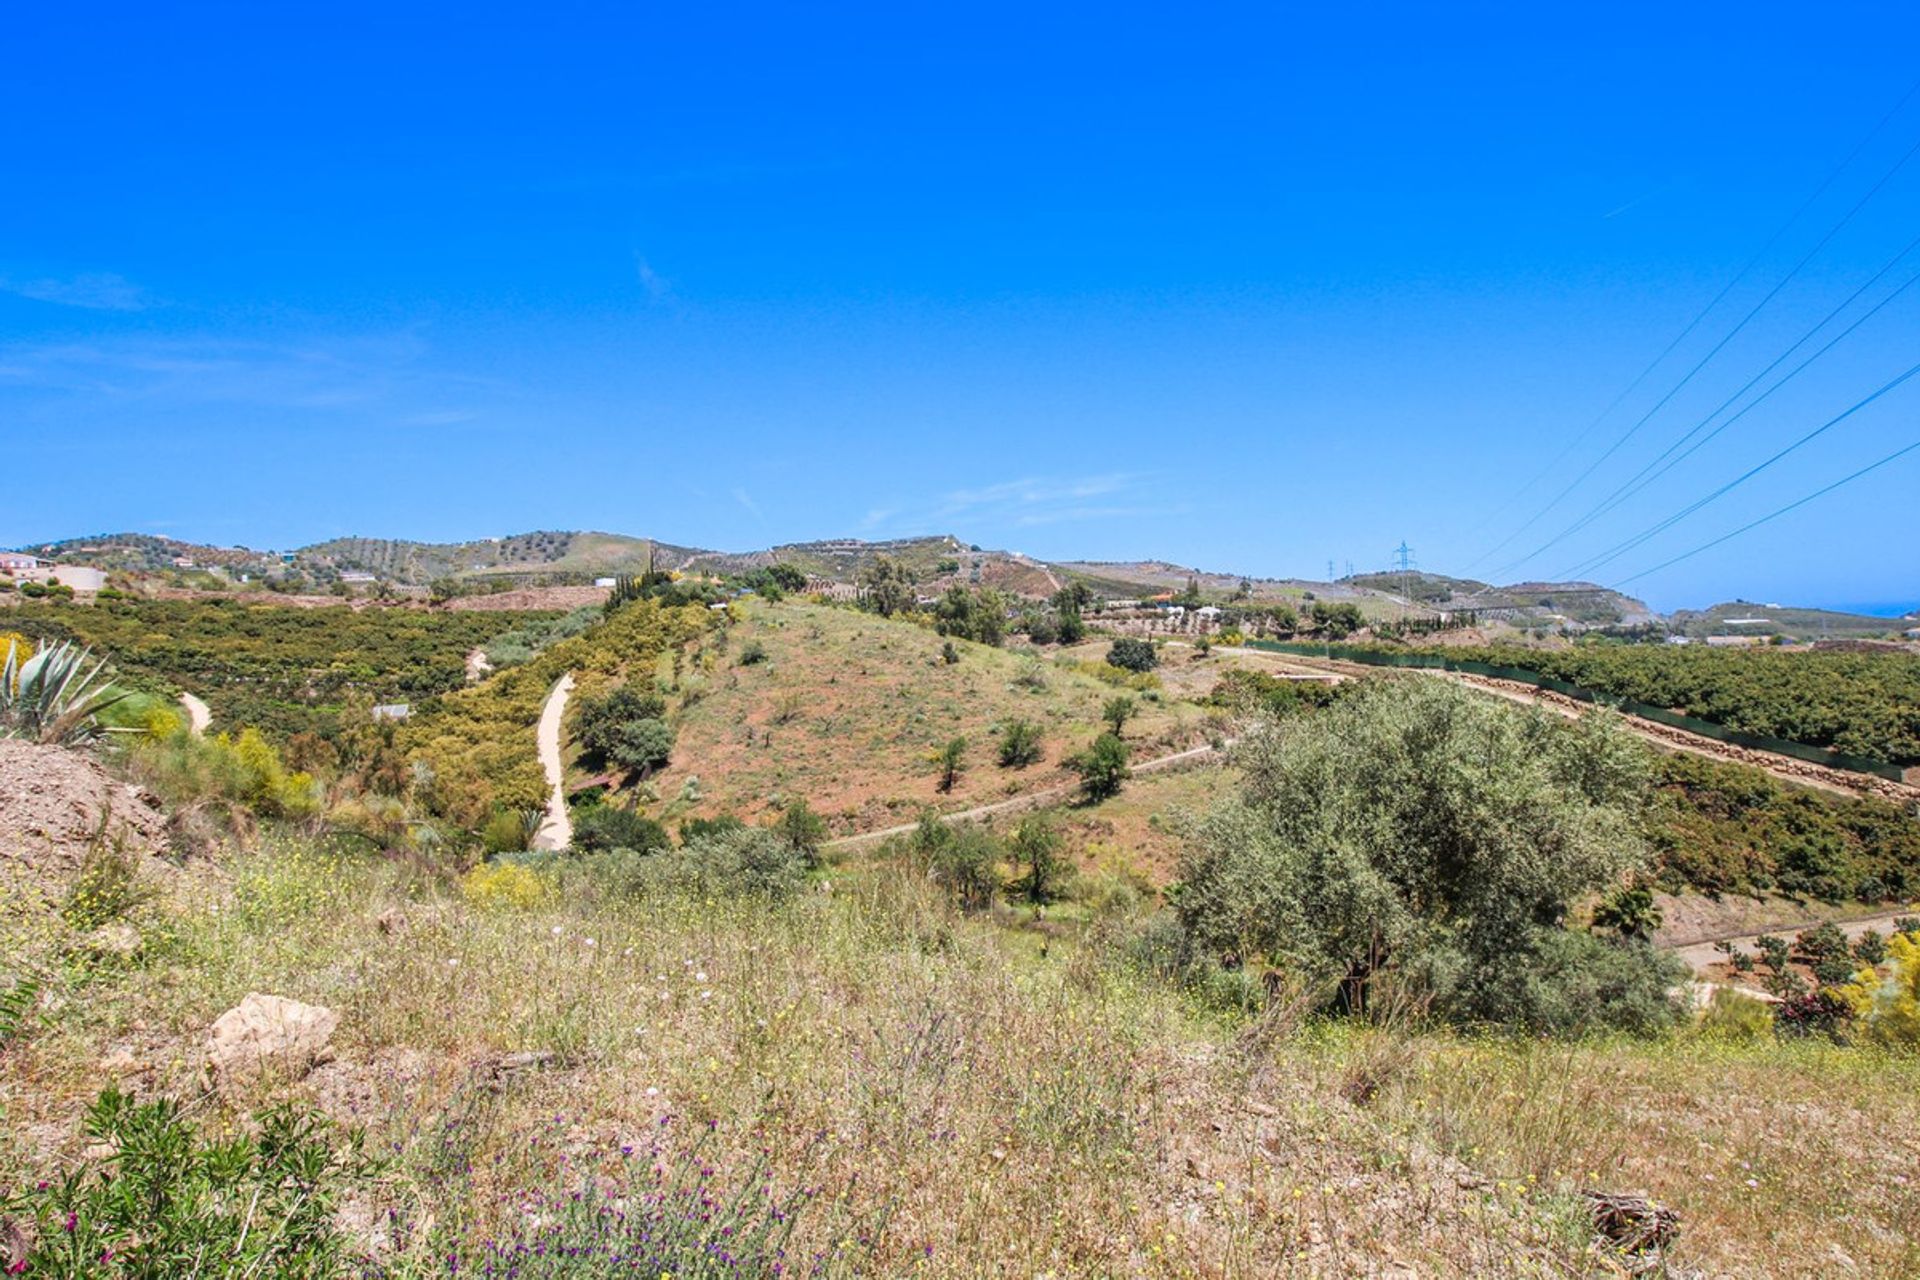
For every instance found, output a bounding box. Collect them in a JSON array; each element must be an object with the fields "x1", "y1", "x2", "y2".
[
  {"x1": 826, "y1": 739, "x2": 1224, "y2": 850},
  {"x1": 532, "y1": 674, "x2": 574, "y2": 852},
  {"x1": 1669, "y1": 911, "x2": 1917, "y2": 974},
  {"x1": 178, "y1": 692, "x2": 211, "y2": 735}
]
